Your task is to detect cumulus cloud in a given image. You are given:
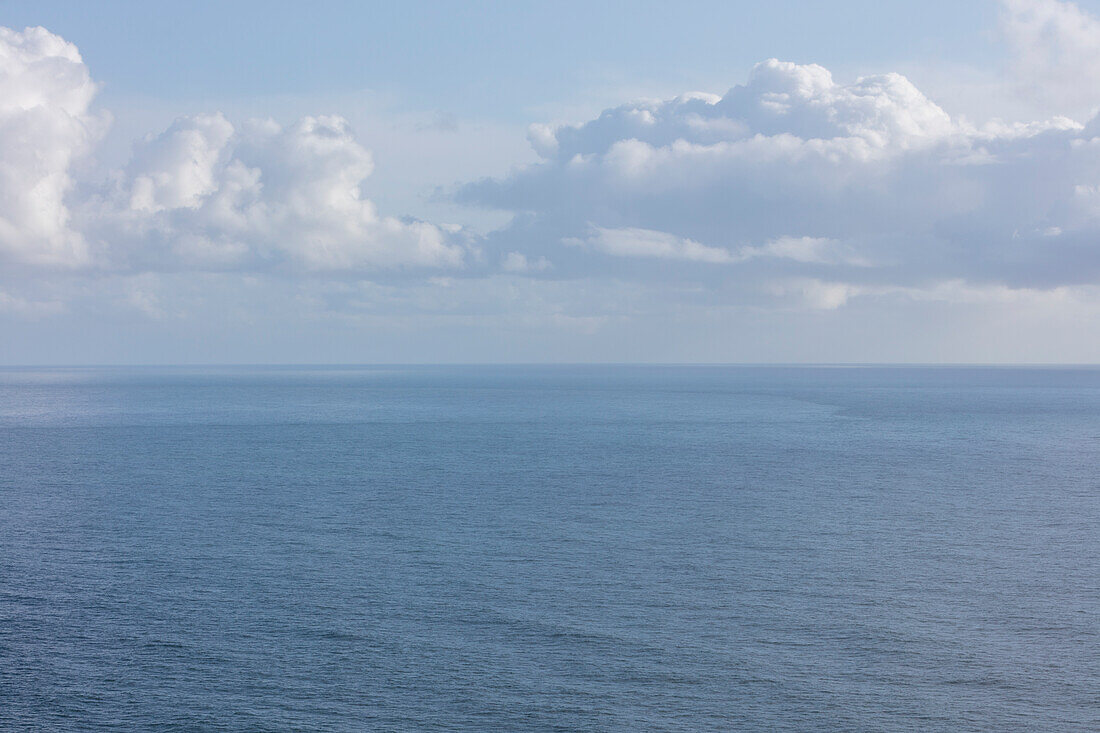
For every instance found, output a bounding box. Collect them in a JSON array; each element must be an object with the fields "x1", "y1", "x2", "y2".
[
  {"x1": 0, "y1": 26, "x2": 106, "y2": 266},
  {"x1": 535, "y1": 59, "x2": 954, "y2": 163},
  {"x1": 89, "y1": 113, "x2": 465, "y2": 272},
  {"x1": 126, "y1": 113, "x2": 236, "y2": 214},
  {"x1": 8, "y1": 3, "x2": 1100, "y2": 346},
  {"x1": 459, "y1": 45, "x2": 1100, "y2": 295},
  {"x1": 1002, "y1": 0, "x2": 1100, "y2": 117},
  {"x1": 0, "y1": 26, "x2": 464, "y2": 274},
  {"x1": 460, "y1": 57, "x2": 965, "y2": 254}
]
